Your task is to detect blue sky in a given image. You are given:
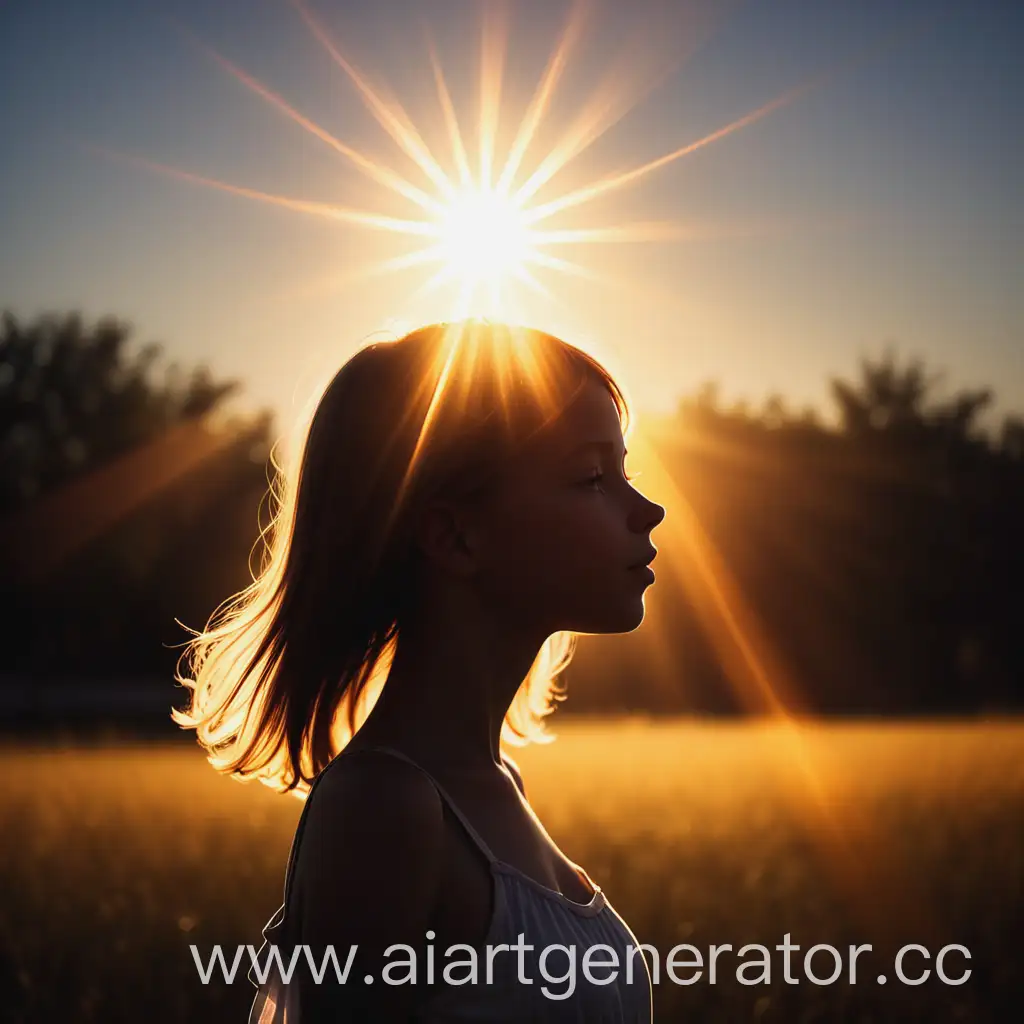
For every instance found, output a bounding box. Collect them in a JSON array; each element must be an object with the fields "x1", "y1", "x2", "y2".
[{"x1": 1, "y1": 0, "x2": 1020, "y2": 427}]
